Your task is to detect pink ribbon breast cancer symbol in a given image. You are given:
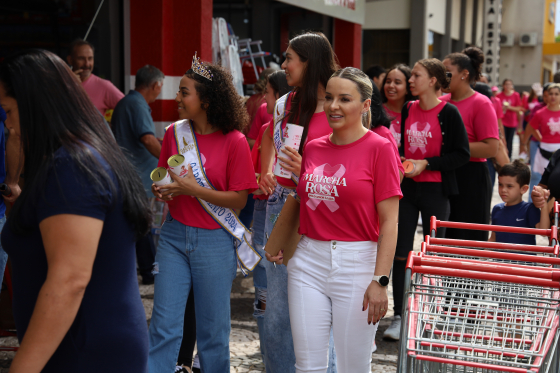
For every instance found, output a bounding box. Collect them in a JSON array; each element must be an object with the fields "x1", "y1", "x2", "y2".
[
  {"x1": 306, "y1": 163, "x2": 346, "y2": 212},
  {"x1": 408, "y1": 122, "x2": 430, "y2": 155}
]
